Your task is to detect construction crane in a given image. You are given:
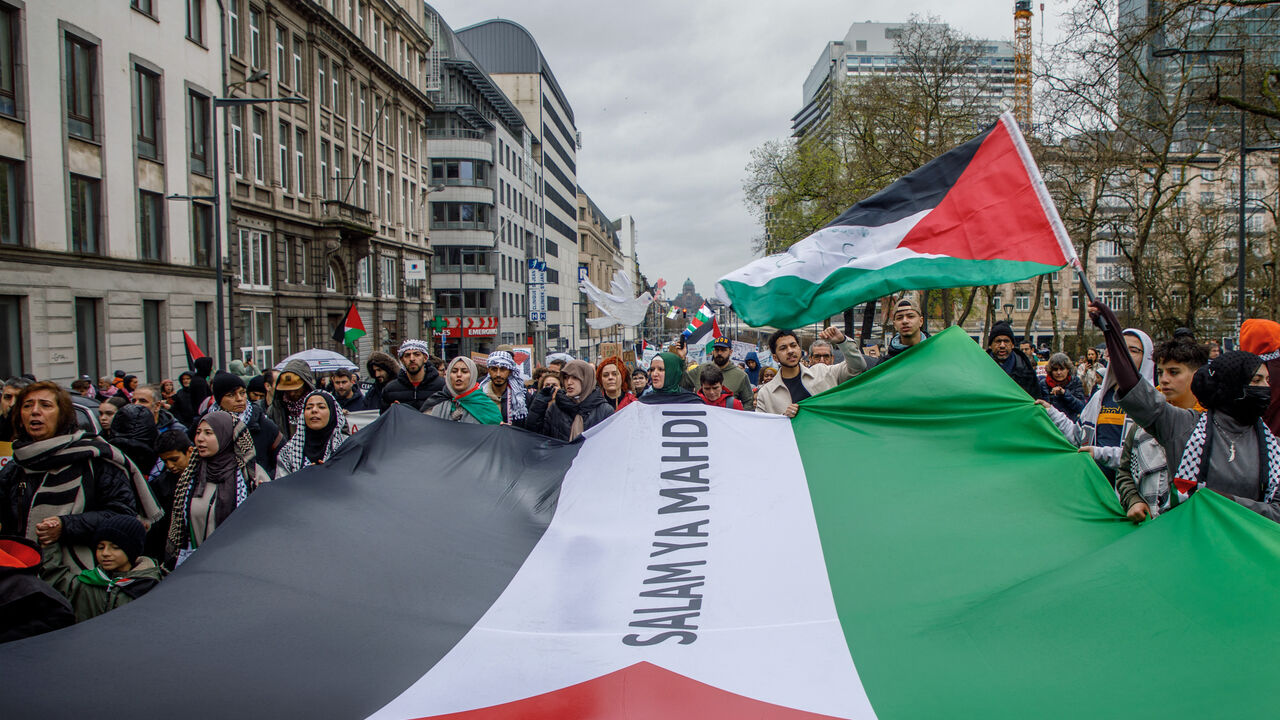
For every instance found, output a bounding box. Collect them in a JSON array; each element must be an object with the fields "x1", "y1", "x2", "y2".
[{"x1": 1013, "y1": 0, "x2": 1034, "y2": 131}]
